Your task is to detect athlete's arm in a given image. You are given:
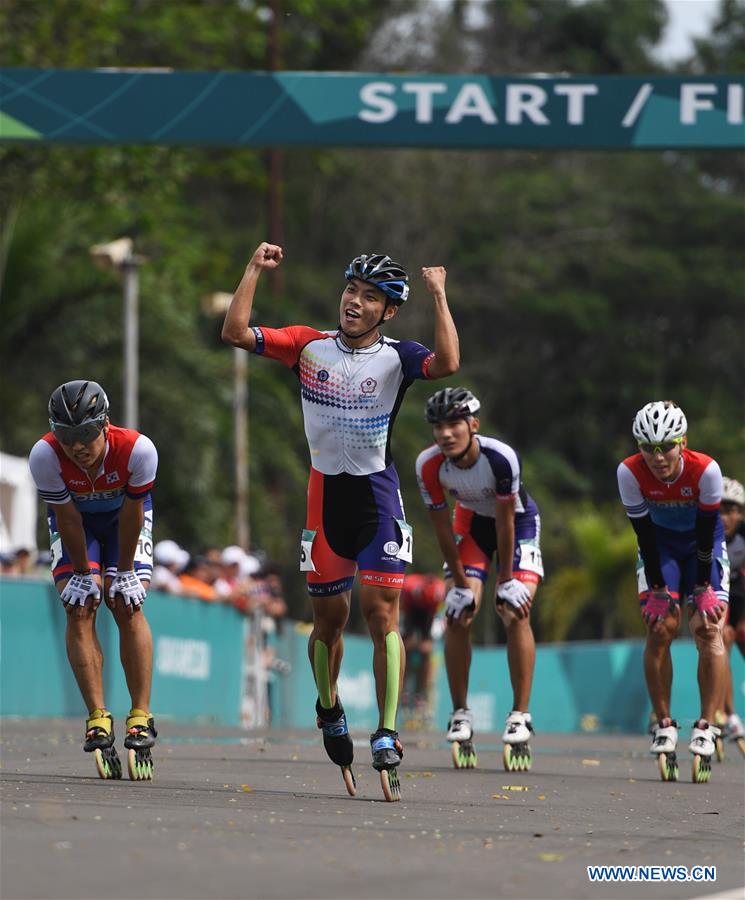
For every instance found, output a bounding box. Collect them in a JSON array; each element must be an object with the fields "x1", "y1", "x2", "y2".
[
  {"x1": 54, "y1": 500, "x2": 91, "y2": 574},
  {"x1": 420, "y1": 266, "x2": 459, "y2": 379},
  {"x1": 429, "y1": 506, "x2": 469, "y2": 588},
  {"x1": 617, "y1": 461, "x2": 666, "y2": 590},
  {"x1": 695, "y1": 459, "x2": 723, "y2": 587},
  {"x1": 221, "y1": 242, "x2": 284, "y2": 351}
]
